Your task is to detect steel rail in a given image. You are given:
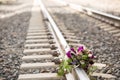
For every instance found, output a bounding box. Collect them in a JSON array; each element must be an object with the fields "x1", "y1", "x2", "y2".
[
  {"x1": 58, "y1": 0, "x2": 120, "y2": 27},
  {"x1": 38, "y1": 0, "x2": 90, "y2": 80}
]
